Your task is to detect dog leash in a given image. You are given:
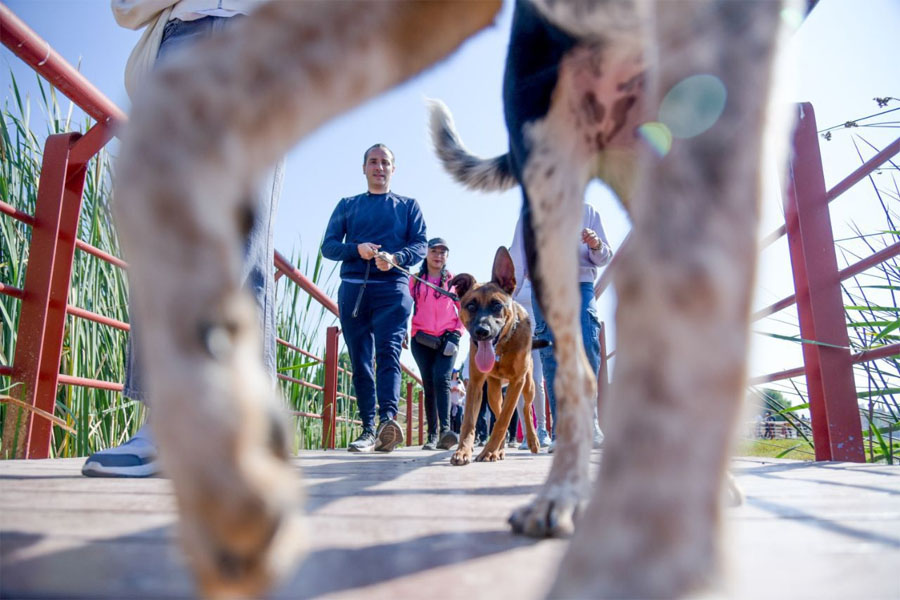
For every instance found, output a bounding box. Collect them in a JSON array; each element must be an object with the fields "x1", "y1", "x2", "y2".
[
  {"x1": 376, "y1": 251, "x2": 459, "y2": 301},
  {"x1": 351, "y1": 260, "x2": 371, "y2": 318}
]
